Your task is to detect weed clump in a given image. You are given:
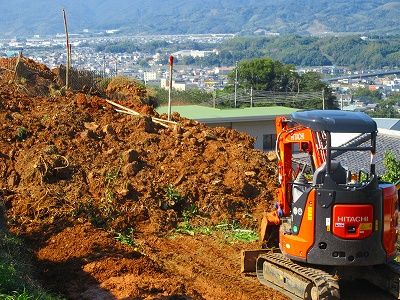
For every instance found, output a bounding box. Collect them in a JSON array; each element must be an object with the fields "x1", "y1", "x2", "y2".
[{"x1": 15, "y1": 127, "x2": 28, "y2": 141}]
